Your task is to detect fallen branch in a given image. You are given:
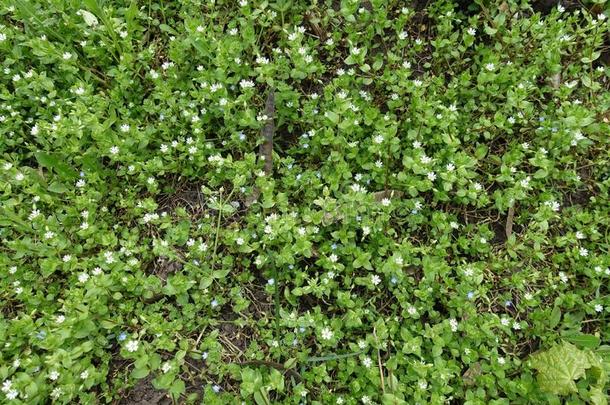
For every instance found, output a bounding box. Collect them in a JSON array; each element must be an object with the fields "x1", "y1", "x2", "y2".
[
  {"x1": 505, "y1": 205, "x2": 515, "y2": 240},
  {"x1": 245, "y1": 89, "x2": 275, "y2": 207}
]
